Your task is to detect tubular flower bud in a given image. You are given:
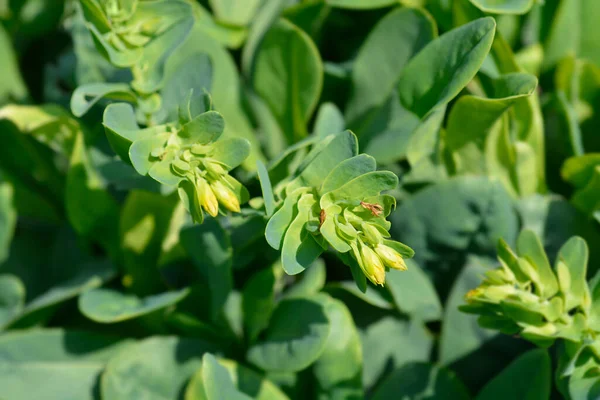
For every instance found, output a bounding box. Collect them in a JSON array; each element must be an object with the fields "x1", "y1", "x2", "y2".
[
  {"x1": 362, "y1": 223, "x2": 382, "y2": 245},
  {"x1": 197, "y1": 178, "x2": 219, "y2": 217},
  {"x1": 375, "y1": 244, "x2": 407, "y2": 271},
  {"x1": 360, "y1": 244, "x2": 386, "y2": 286},
  {"x1": 211, "y1": 179, "x2": 241, "y2": 213}
]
